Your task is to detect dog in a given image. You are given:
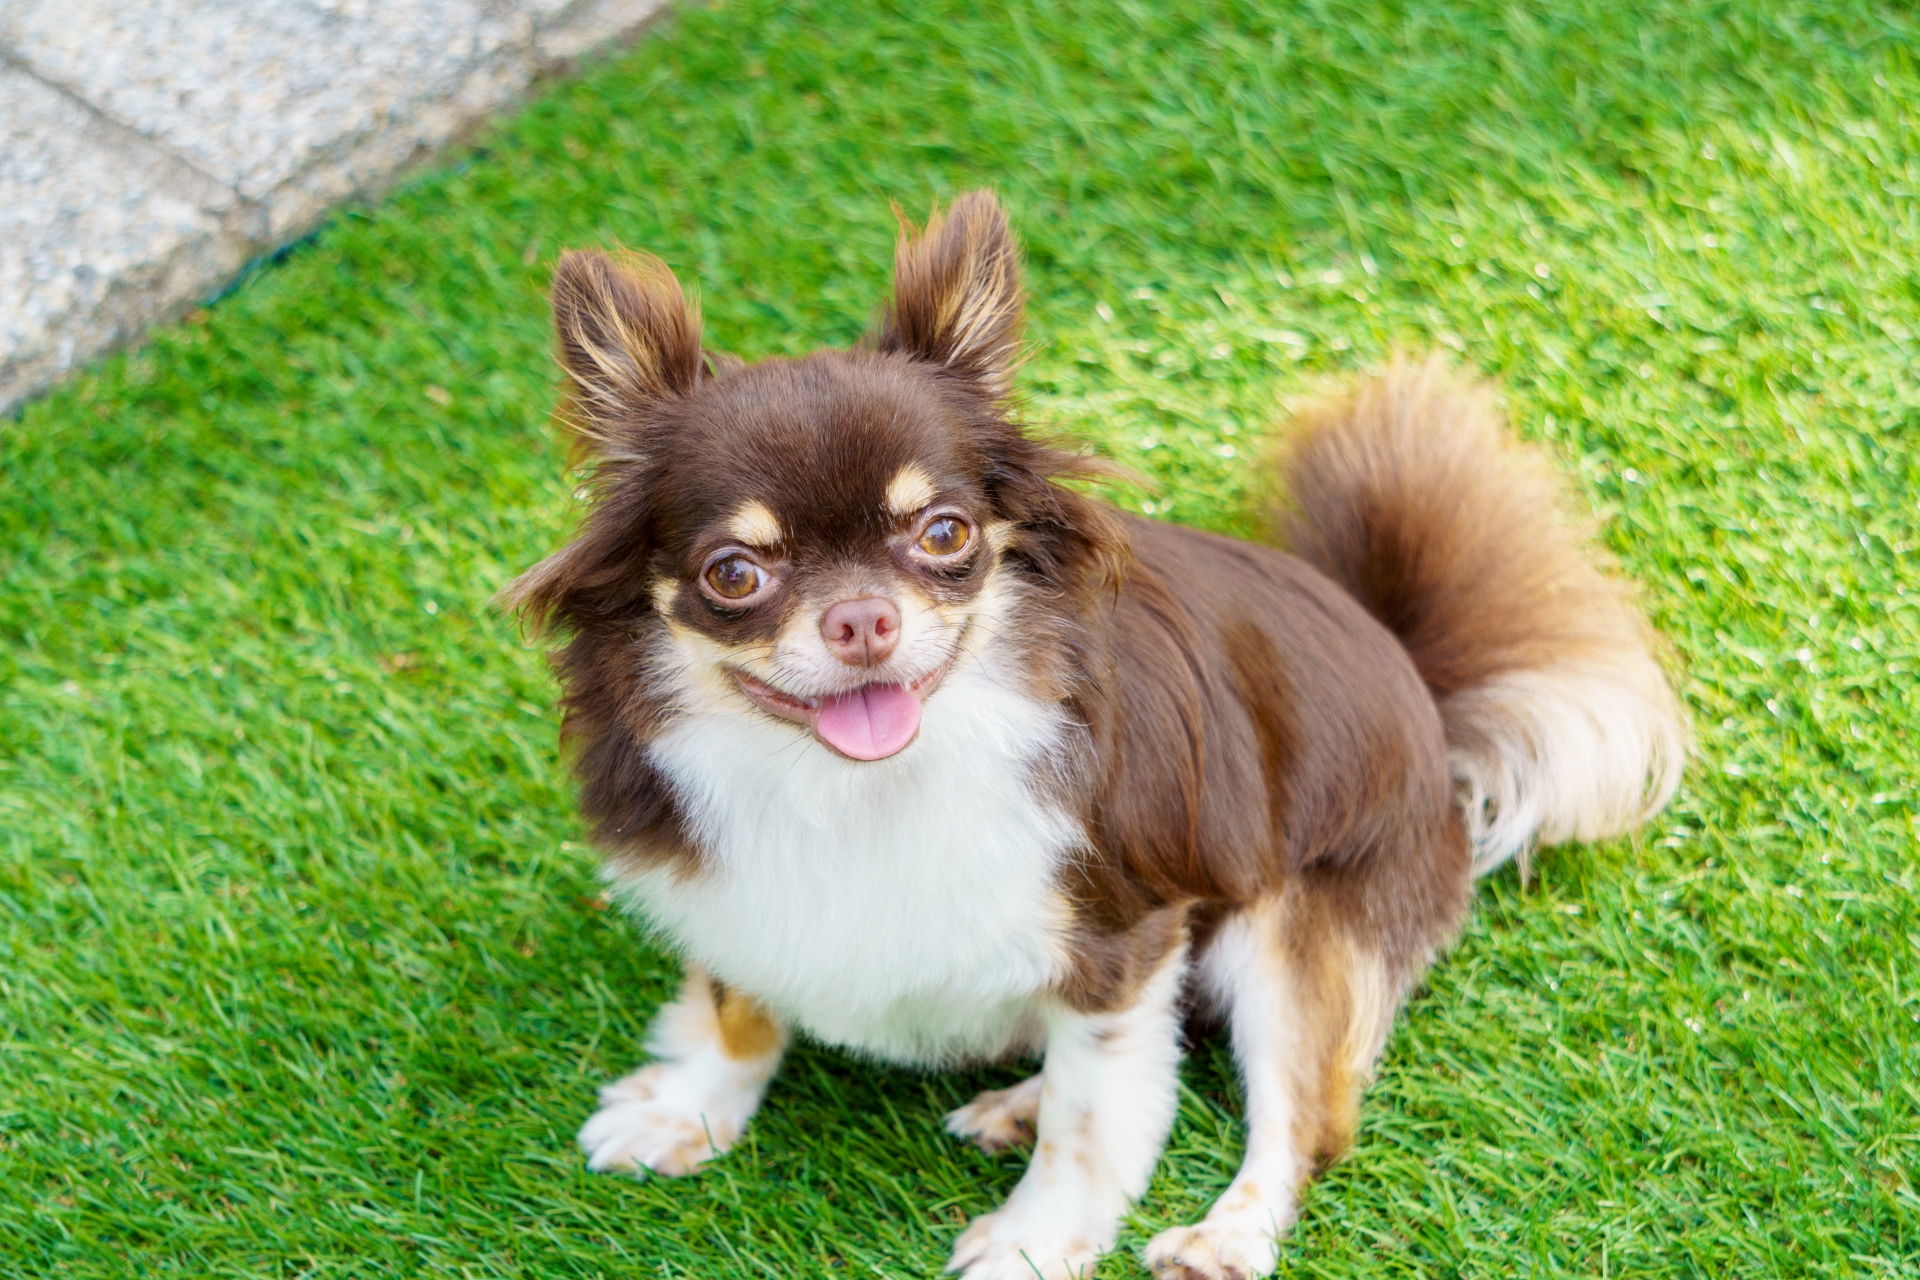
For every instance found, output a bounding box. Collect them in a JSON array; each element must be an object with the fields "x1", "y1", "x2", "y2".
[{"x1": 506, "y1": 190, "x2": 1687, "y2": 1279}]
